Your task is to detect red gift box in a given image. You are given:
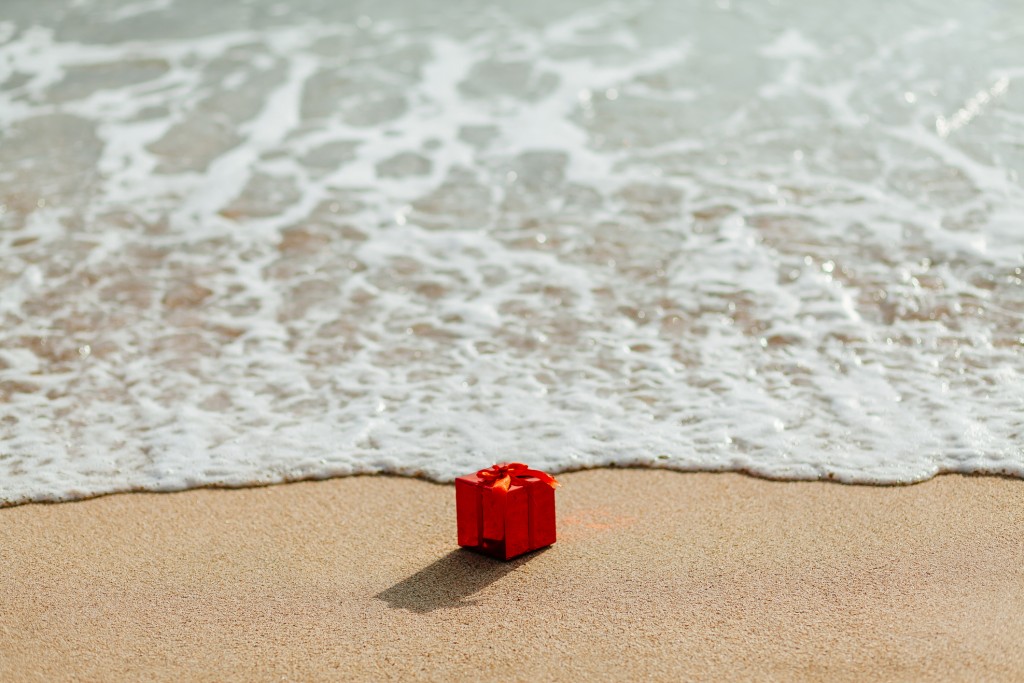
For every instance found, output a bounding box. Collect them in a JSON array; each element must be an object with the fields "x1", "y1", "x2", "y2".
[{"x1": 456, "y1": 463, "x2": 559, "y2": 560}]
